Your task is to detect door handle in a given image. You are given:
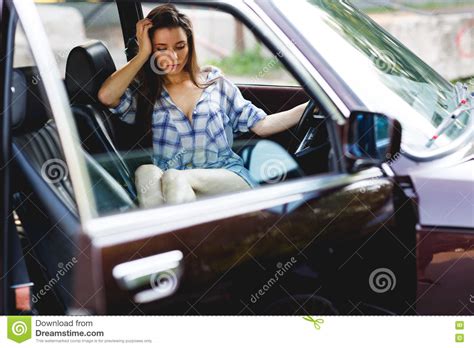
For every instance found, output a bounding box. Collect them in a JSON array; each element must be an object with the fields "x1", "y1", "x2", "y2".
[{"x1": 112, "y1": 250, "x2": 183, "y2": 303}]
